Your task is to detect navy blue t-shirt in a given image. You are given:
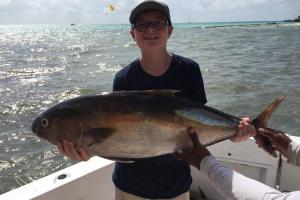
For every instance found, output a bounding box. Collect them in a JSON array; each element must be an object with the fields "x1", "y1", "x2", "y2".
[{"x1": 112, "y1": 54, "x2": 207, "y2": 199}]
